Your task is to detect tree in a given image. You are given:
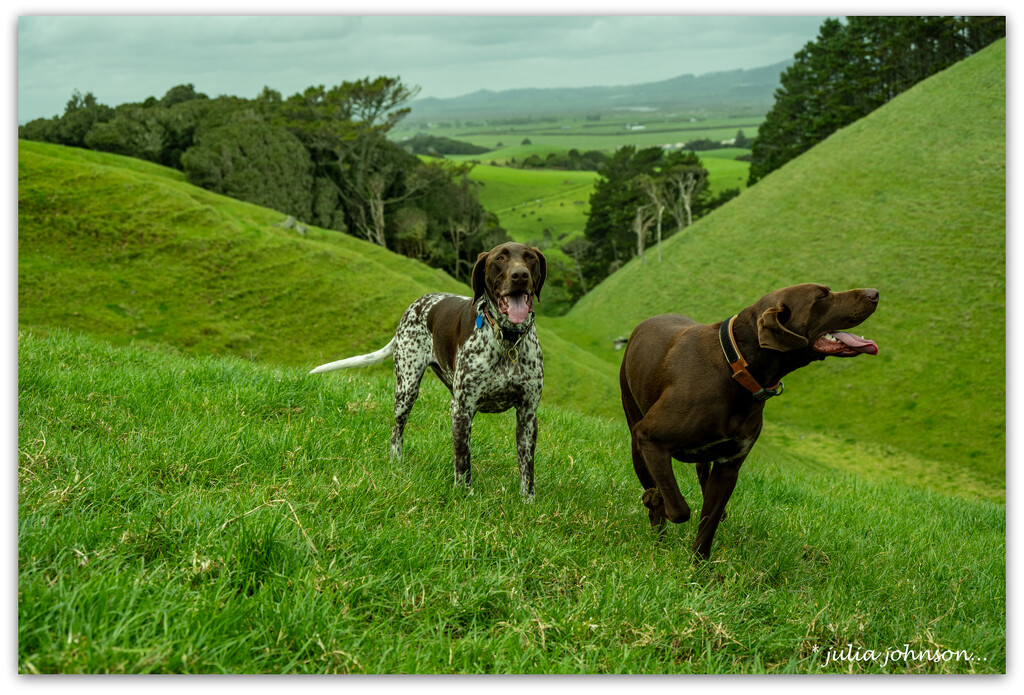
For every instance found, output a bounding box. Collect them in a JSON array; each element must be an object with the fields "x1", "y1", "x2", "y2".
[
  {"x1": 662, "y1": 164, "x2": 708, "y2": 231},
  {"x1": 279, "y1": 77, "x2": 421, "y2": 248},
  {"x1": 633, "y1": 173, "x2": 667, "y2": 262},
  {"x1": 159, "y1": 83, "x2": 207, "y2": 108},
  {"x1": 749, "y1": 16, "x2": 1005, "y2": 185},
  {"x1": 631, "y1": 202, "x2": 658, "y2": 265},
  {"x1": 54, "y1": 90, "x2": 113, "y2": 147},
  {"x1": 84, "y1": 107, "x2": 165, "y2": 162},
  {"x1": 180, "y1": 120, "x2": 315, "y2": 221},
  {"x1": 562, "y1": 237, "x2": 591, "y2": 296},
  {"x1": 582, "y1": 146, "x2": 664, "y2": 281}
]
